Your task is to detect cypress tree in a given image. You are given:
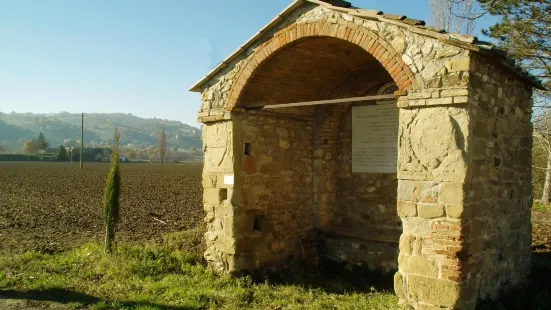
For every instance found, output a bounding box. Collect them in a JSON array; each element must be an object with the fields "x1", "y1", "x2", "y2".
[{"x1": 103, "y1": 129, "x2": 121, "y2": 254}]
